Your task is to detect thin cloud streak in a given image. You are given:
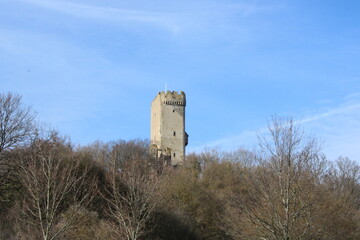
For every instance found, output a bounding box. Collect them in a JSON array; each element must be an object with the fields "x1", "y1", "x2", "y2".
[
  {"x1": 190, "y1": 97, "x2": 360, "y2": 155},
  {"x1": 17, "y1": 0, "x2": 280, "y2": 34},
  {"x1": 18, "y1": 0, "x2": 181, "y2": 32},
  {"x1": 299, "y1": 103, "x2": 360, "y2": 124}
]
